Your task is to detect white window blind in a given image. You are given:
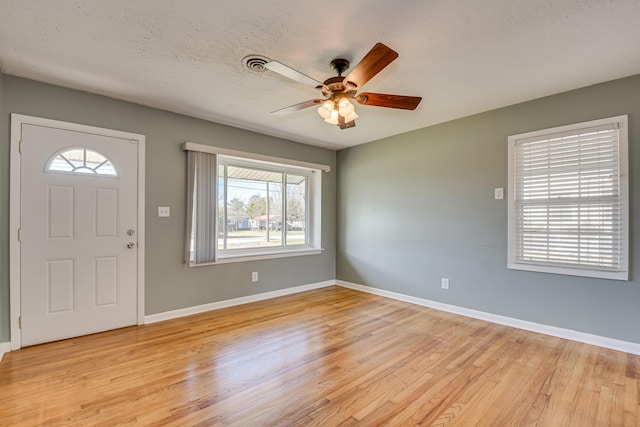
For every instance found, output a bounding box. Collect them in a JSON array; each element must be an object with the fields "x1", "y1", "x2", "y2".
[
  {"x1": 186, "y1": 150, "x2": 217, "y2": 264},
  {"x1": 508, "y1": 116, "x2": 628, "y2": 280}
]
